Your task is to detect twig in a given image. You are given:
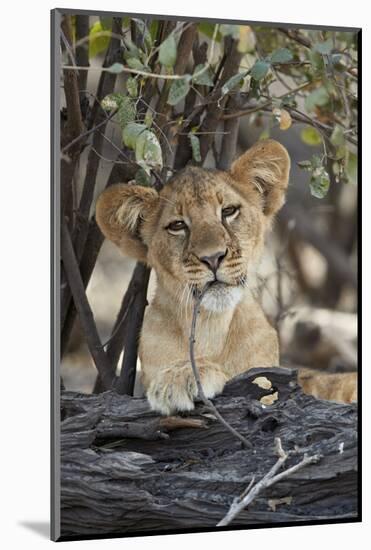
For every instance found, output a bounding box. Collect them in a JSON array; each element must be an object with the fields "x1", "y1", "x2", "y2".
[
  {"x1": 62, "y1": 24, "x2": 220, "y2": 83},
  {"x1": 190, "y1": 284, "x2": 252, "y2": 449},
  {"x1": 60, "y1": 219, "x2": 117, "y2": 391},
  {"x1": 100, "y1": 294, "x2": 135, "y2": 349},
  {"x1": 221, "y1": 80, "x2": 317, "y2": 121},
  {"x1": 72, "y1": 18, "x2": 124, "y2": 265},
  {"x1": 61, "y1": 161, "x2": 138, "y2": 357},
  {"x1": 61, "y1": 109, "x2": 117, "y2": 154},
  {"x1": 217, "y1": 437, "x2": 321, "y2": 526},
  {"x1": 115, "y1": 263, "x2": 151, "y2": 396}
]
